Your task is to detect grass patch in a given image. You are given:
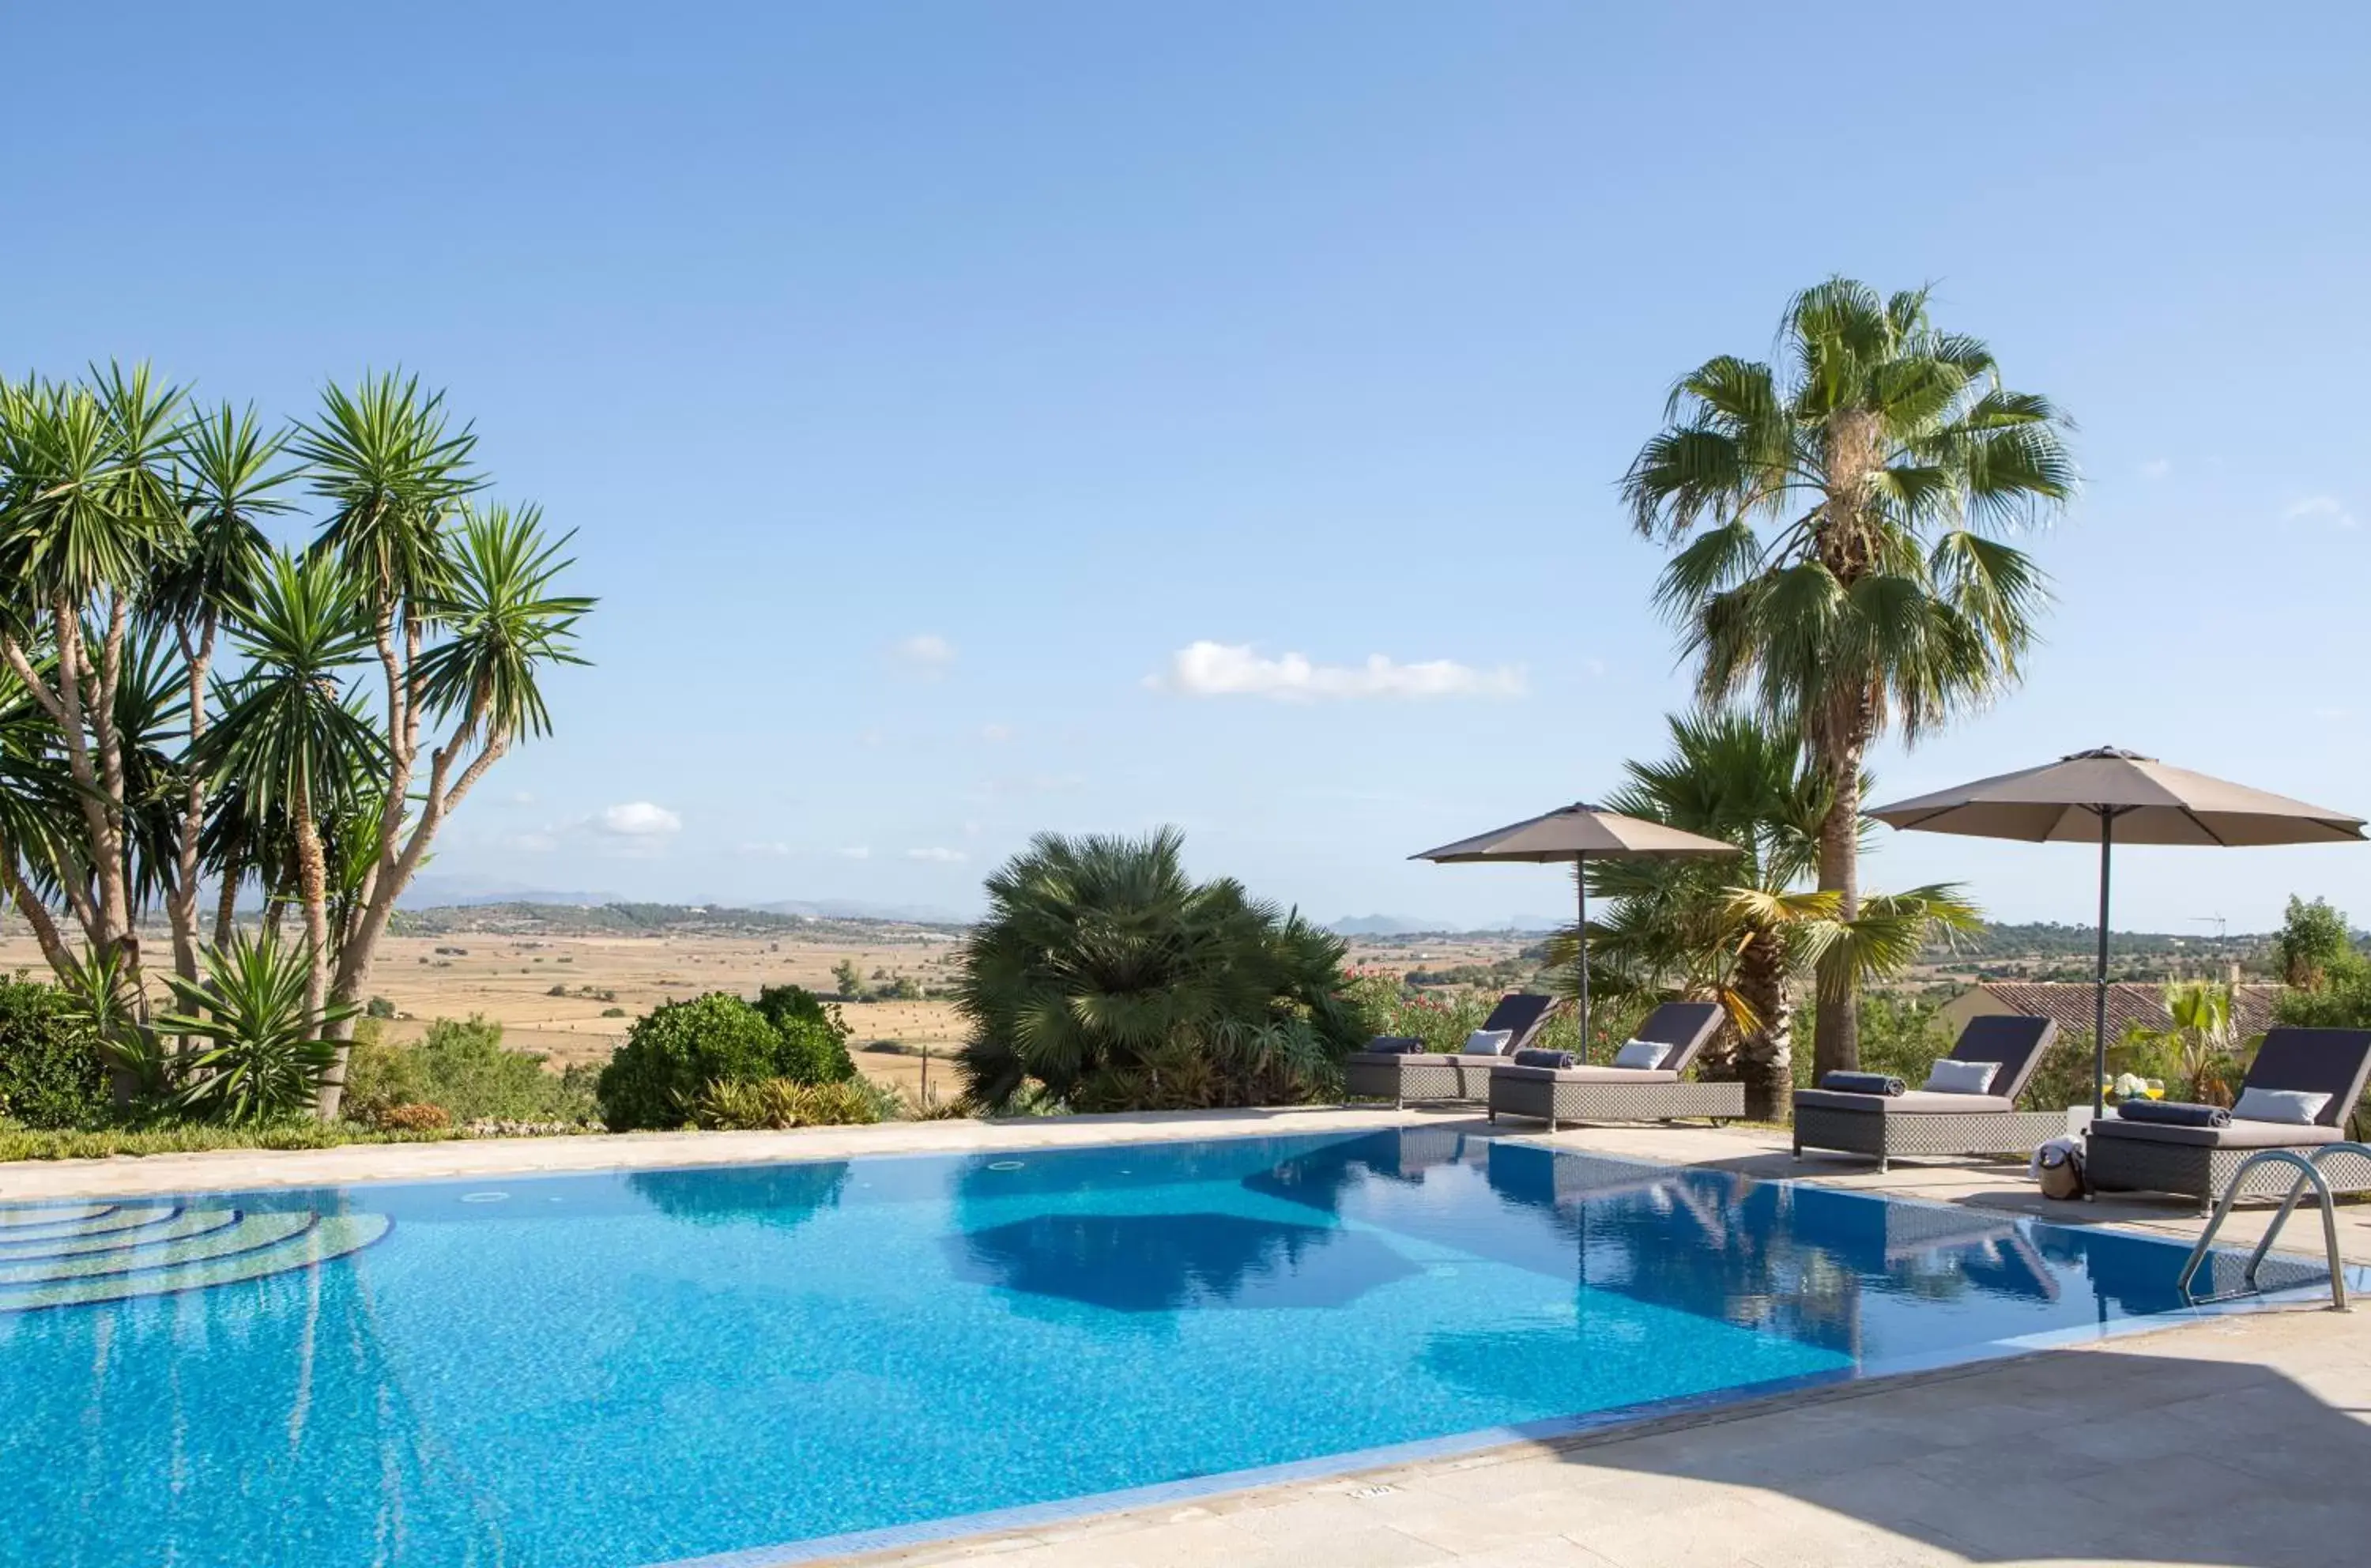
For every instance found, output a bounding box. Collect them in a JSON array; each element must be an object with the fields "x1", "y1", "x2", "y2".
[{"x1": 0, "y1": 1121, "x2": 471, "y2": 1163}]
